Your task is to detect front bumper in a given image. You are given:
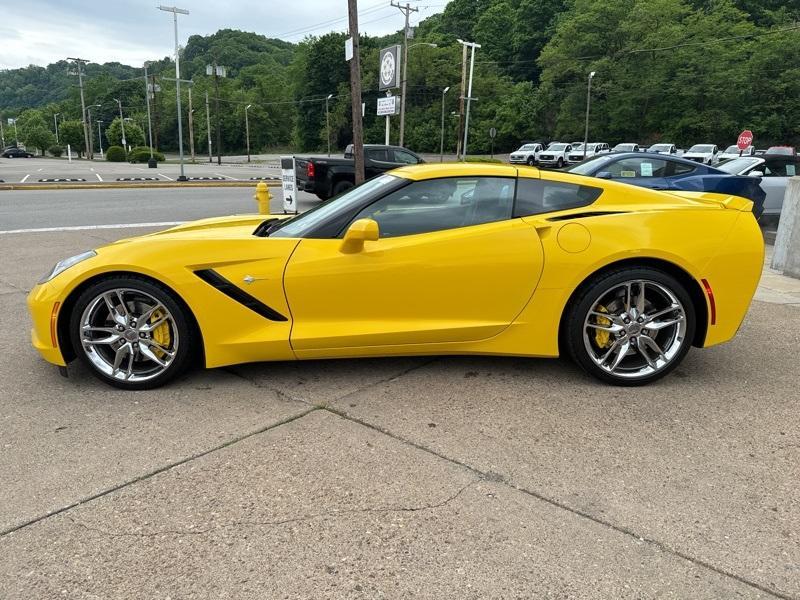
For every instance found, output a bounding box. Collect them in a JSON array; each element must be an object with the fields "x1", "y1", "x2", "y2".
[{"x1": 27, "y1": 283, "x2": 67, "y2": 367}]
